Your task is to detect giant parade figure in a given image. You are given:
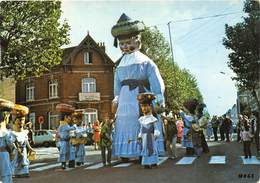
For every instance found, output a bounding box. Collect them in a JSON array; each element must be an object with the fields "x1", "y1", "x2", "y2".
[
  {"x1": 111, "y1": 13, "x2": 165, "y2": 160},
  {"x1": 0, "y1": 99, "x2": 15, "y2": 183}
]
